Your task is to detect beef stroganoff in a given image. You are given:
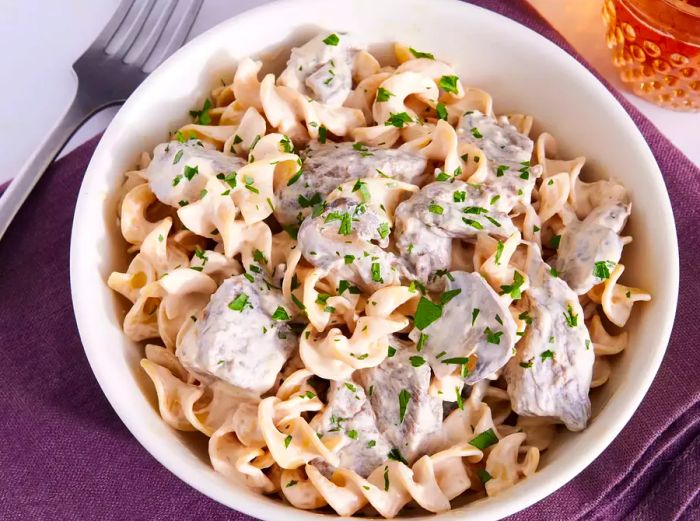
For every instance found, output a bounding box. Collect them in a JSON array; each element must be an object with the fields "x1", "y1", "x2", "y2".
[{"x1": 108, "y1": 32, "x2": 651, "y2": 517}]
